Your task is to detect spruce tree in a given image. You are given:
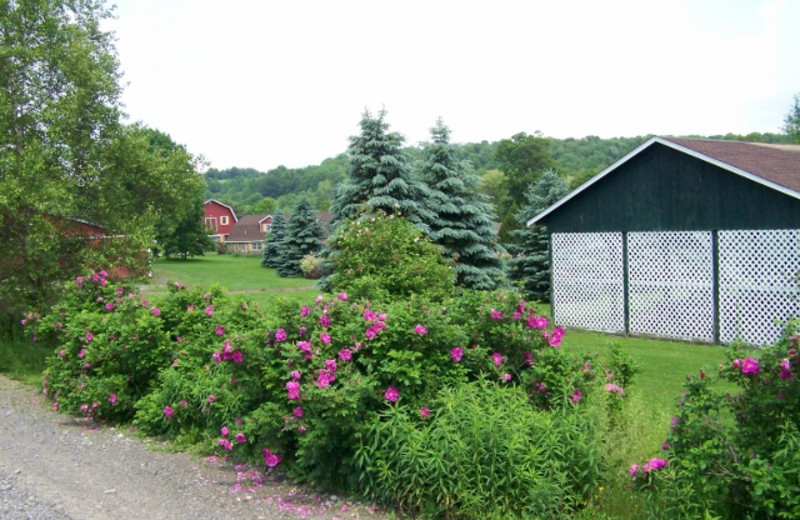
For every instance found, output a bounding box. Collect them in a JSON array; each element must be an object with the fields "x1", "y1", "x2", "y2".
[
  {"x1": 277, "y1": 197, "x2": 323, "y2": 278},
  {"x1": 261, "y1": 212, "x2": 287, "y2": 268},
  {"x1": 508, "y1": 170, "x2": 568, "y2": 301},
  {"x1": 419, "y1": 119, "x2": 505, "y2": 290},
  {"x1": 331, "y1": 109, "x2": 433, "y2": 230}
]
